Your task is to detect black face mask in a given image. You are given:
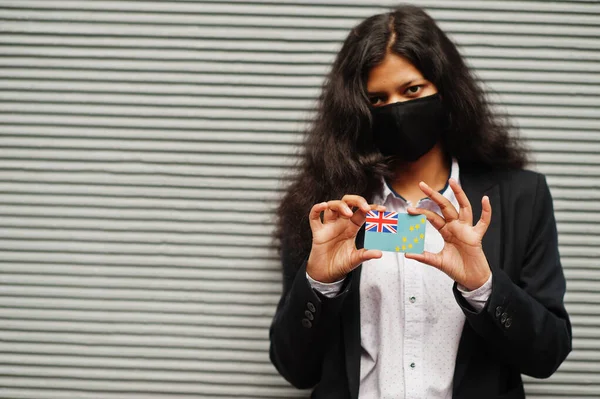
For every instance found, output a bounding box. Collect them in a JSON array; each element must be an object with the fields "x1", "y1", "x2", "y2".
[{"x1": 370, "y1": 93, "x2": 448, "y2": 162}]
